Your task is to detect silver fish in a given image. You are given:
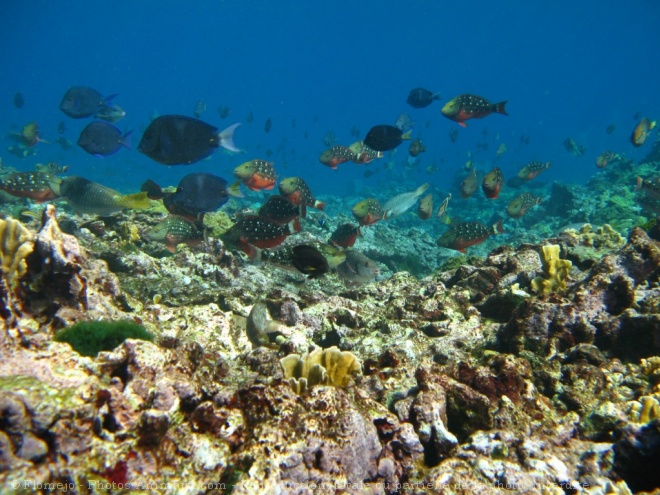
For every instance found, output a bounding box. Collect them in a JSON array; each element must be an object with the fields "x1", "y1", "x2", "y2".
[{"x1": 383, "y1": 183, "x2": 429, "y2": 219}]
